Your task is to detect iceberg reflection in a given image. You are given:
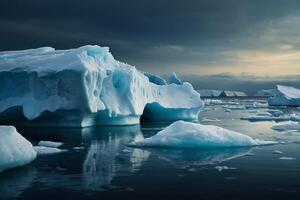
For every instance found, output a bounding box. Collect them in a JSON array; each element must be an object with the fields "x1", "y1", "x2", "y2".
[{"x1": 82, "y1": 125, "x2": 150, "y2": 190}]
